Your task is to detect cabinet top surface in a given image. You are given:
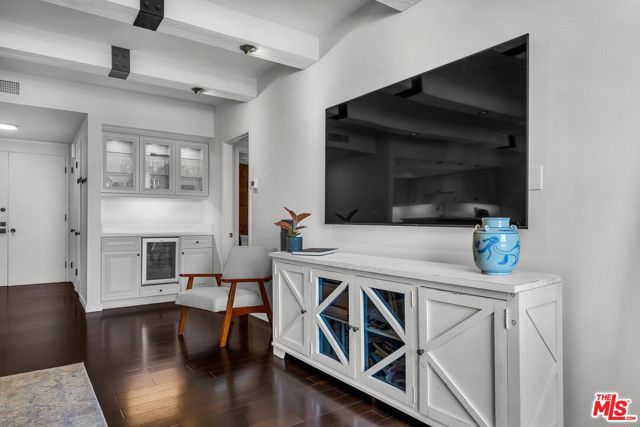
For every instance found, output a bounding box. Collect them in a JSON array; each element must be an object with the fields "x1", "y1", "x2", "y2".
[{"x1": 271, "y1": 251, "x2": 561, "y2": 294}]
